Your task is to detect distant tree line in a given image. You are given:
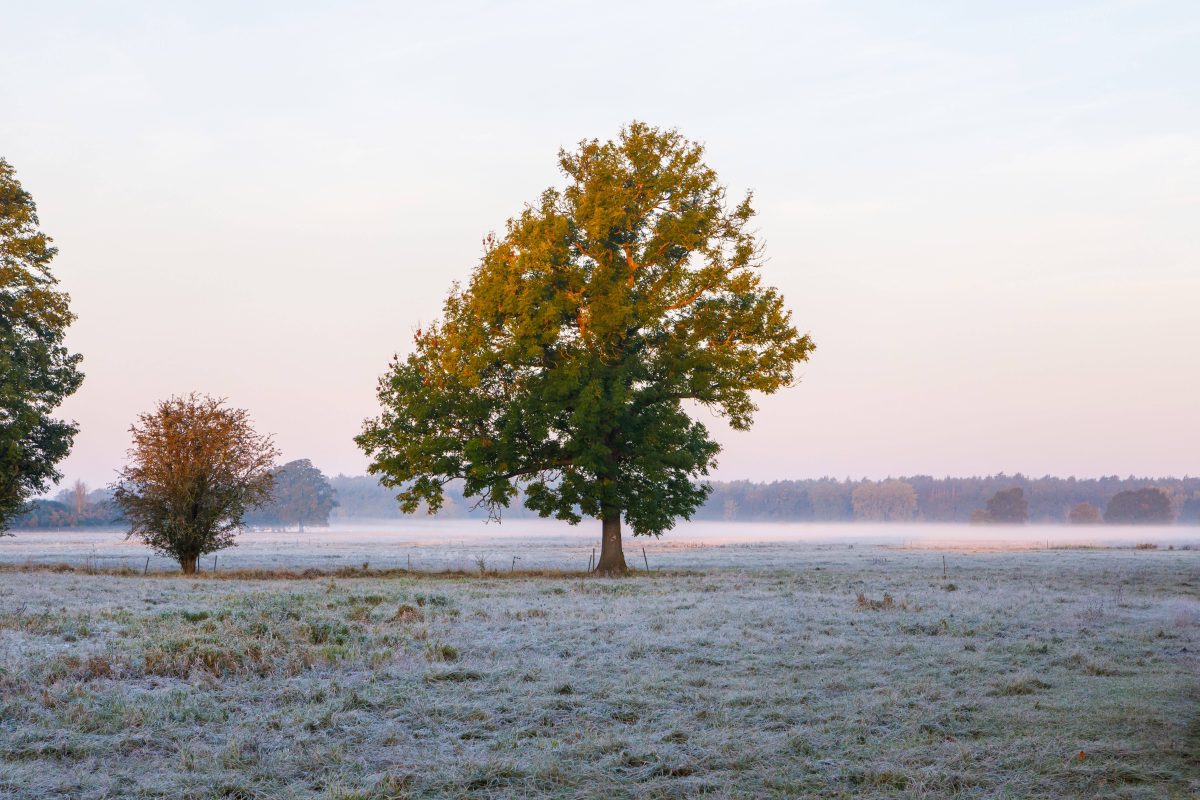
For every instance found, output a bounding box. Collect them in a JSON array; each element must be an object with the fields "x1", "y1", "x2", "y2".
[
  {"x1": 12, "y1": 482, "x2": 122, "y2": 529},
  {"x1": 324, "y1": 473, "x2": 1200, "y2": 526},
  {"x1": 16, "y1": 472, "x2": 1197, "y2": 531},
  {"x1": 699, "y1": 476, "x2": 1198, "y2": 525},
  {"x1": 13, "y1": 459, "x2": 338, "y2": 533}
]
